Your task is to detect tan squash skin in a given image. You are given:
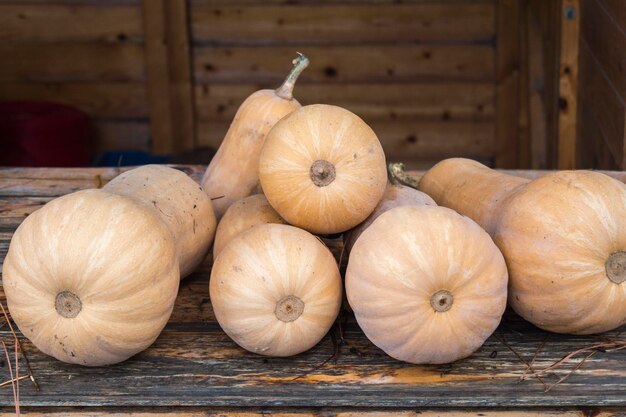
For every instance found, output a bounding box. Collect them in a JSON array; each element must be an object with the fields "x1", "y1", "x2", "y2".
[
  {"x1": 2, "y1": 165, "x2": 215, "y2": 365},
  {"x1": 346, "y1": 206, "x2": 508, "y2": 364},
  {"x1": 3, "y1": 190, "x2": 179, "y2": 366},
  {"x1": 201, "y1": 54, "x2": 309, "y2": 219},
  {"x1": 343, "y1": 167, "x2": 436, "y2": 253},
  {"x1": 259, "y1": 104, "x2": 387, "y2": 234},
  {"x1": 419, "y1": 158, "x2": 626, "y2": 334},
  {"x1": 210, "y1": 224, "x2": 342, "y2": 356},
  {"x1": 213, "y1": 194, "x2": 286, "y2": 258},
  {"x1": 105, "y1": 165, "x2": 216, "y2": 277},
  {"x1": 418, "y1": 158, "x2": 529, "y2": 235}
]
